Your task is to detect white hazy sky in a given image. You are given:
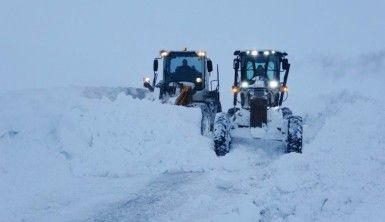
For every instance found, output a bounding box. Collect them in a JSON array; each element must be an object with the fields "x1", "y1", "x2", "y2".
[{"x1": 1, "y1": 0, "x2": 384, "y2": 90}]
